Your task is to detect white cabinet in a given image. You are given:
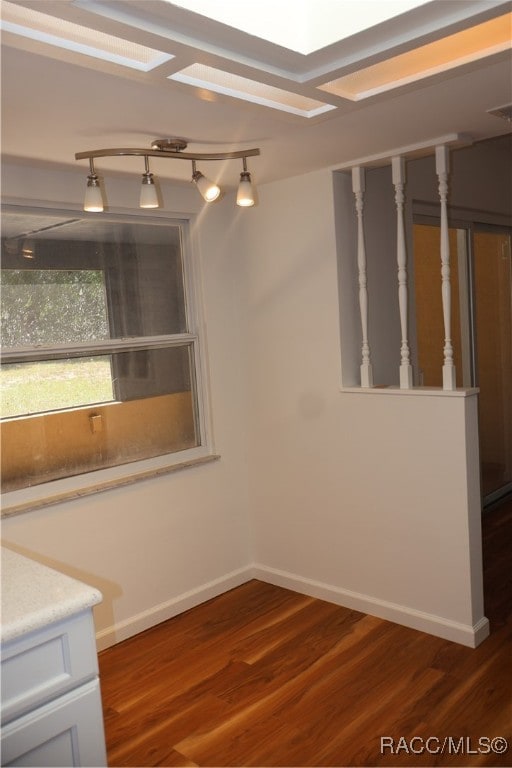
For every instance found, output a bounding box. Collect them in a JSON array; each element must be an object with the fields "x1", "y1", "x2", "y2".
[
  {"x1": 1, "y1": 549, "x2": 107, "y2": 767},
  {"x1": 2, "y1": 678, "x2": 106, "y2": 767}
]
